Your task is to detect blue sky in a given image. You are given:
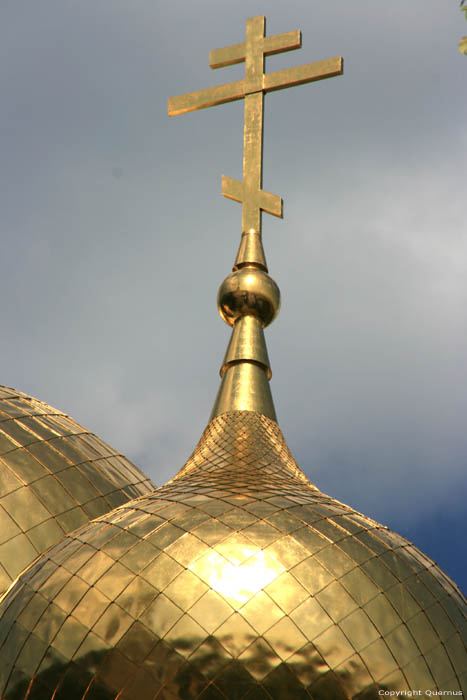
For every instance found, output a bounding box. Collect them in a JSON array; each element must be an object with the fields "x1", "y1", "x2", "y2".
[{"x1": 1, "y1": 1, "x2": 466, "y2": 590}]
